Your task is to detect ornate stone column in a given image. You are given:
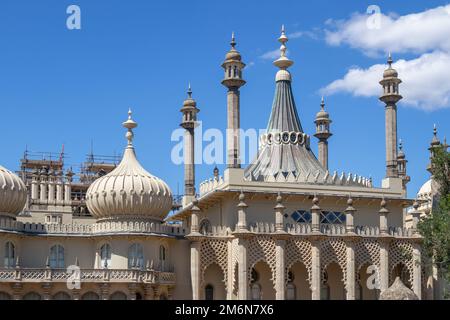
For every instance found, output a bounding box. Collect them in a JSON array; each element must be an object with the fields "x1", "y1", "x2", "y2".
[
  {"x1": 274, "y1": 193, "x2": 285, "y2": 233},
  {"x1": 190, "y1": 241, "x2": 201, "y2": 300},
  {"x1": 379, "y1": 198, "x2": 389, "y2": 235},
  {"x1": 379, "y1": 238, "x2": 390, "y2": 293},
  {"x1": 310, "y1": 236, "x2": 322, "y2": 300},
  {"x1": 42, "y1": 282, "x2": 52, "y2": 300},
  {"x1": 275, "y1": 239, "x2": 286, "y2": 300},
  {"x1": 11, "y1": 283, "x2": 23, "y2": 300},
  {"x1": 412, "y1": 241, "x2": 422, "y2": 299},
  {"x1": 345, "y1": 238, "x2": 356, "y2": 300},
  {"x1": 227, "y1": 240, "x2": 234, "y2": 300},
  {"x1": 99, "y1": 283, "x2": 110, "y2": 300},
  {"x1": 237, "y1": 237, "x2": 248, "y2": 300},
  {"x1": 144, "y1": 284, "x2": 154, "y2": 300},
  {"x1": 237, "y1": 192, "x2": 248, "y2": 231},
  {"x1": 311, "y1": 195, "x2": 321, "y2": 233},
  {"x1": 128, "y1": 283, "x2": 137, "y2": 300}
]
